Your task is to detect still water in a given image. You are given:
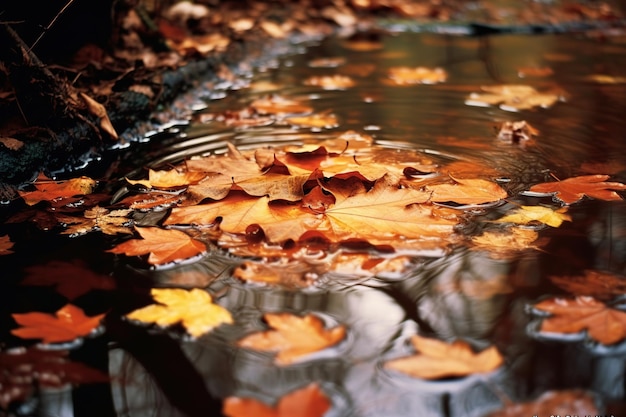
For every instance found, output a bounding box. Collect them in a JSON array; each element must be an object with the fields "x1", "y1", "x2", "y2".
[{"x1": 1, "y1": 30, "x2": 626, "y2": 416}]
